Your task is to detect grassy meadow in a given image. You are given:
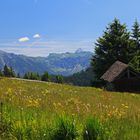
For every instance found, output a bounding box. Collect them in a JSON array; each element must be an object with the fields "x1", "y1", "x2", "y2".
[{"x1": 0, "y1": 78, "x2": 140, "y2": 140}]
